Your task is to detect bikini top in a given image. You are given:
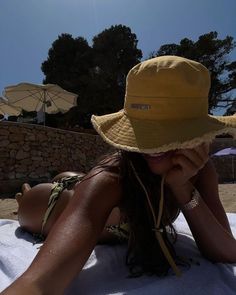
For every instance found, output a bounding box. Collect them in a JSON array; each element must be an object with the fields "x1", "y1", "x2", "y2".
[{"x1": 106, "y1": 206, "x2": 180, "y2": 242}]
